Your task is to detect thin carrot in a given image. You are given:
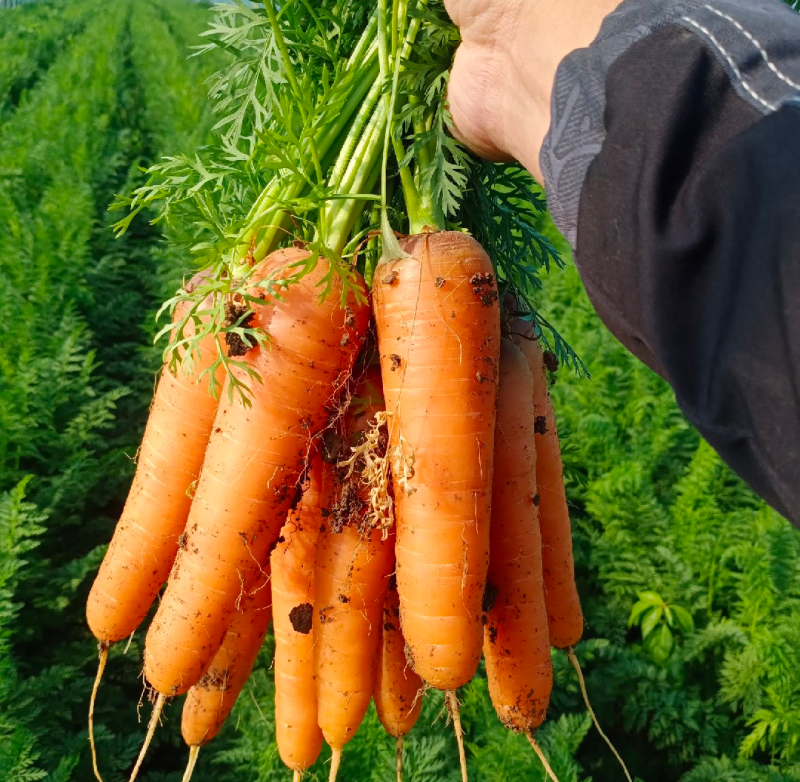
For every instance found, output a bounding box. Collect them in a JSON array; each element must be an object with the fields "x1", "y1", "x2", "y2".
[
  {"x1": 511, "y1": 322, "x2": 583, "y2": 650},
  {"x1": 314, "y1": 367, "x2": 395, "y2": 777},
  {"x1": 143, "y1": 249, "x2": 369, "y2": 697},
  {"x1": 86, "y1": 274, "x2": 222, "y2": 781},
  {"x1": 373, "y1": 231, "x2": 500, "y2": 690},
  {"x1": 374, "y1": 578, "x2": 424, "y2": 782},
  {"x1": 180, "y1": 568, "x2": 273, "y2": 774},
  {"x1": 271, "y1": 459, "x2": 324, "y2": 775},
  {"x1": 87, "y1": 276, "x2": 222, "y2": 645},
  {"x1": 483, "y1": 339, "x2": 553, "y2": 733}
]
